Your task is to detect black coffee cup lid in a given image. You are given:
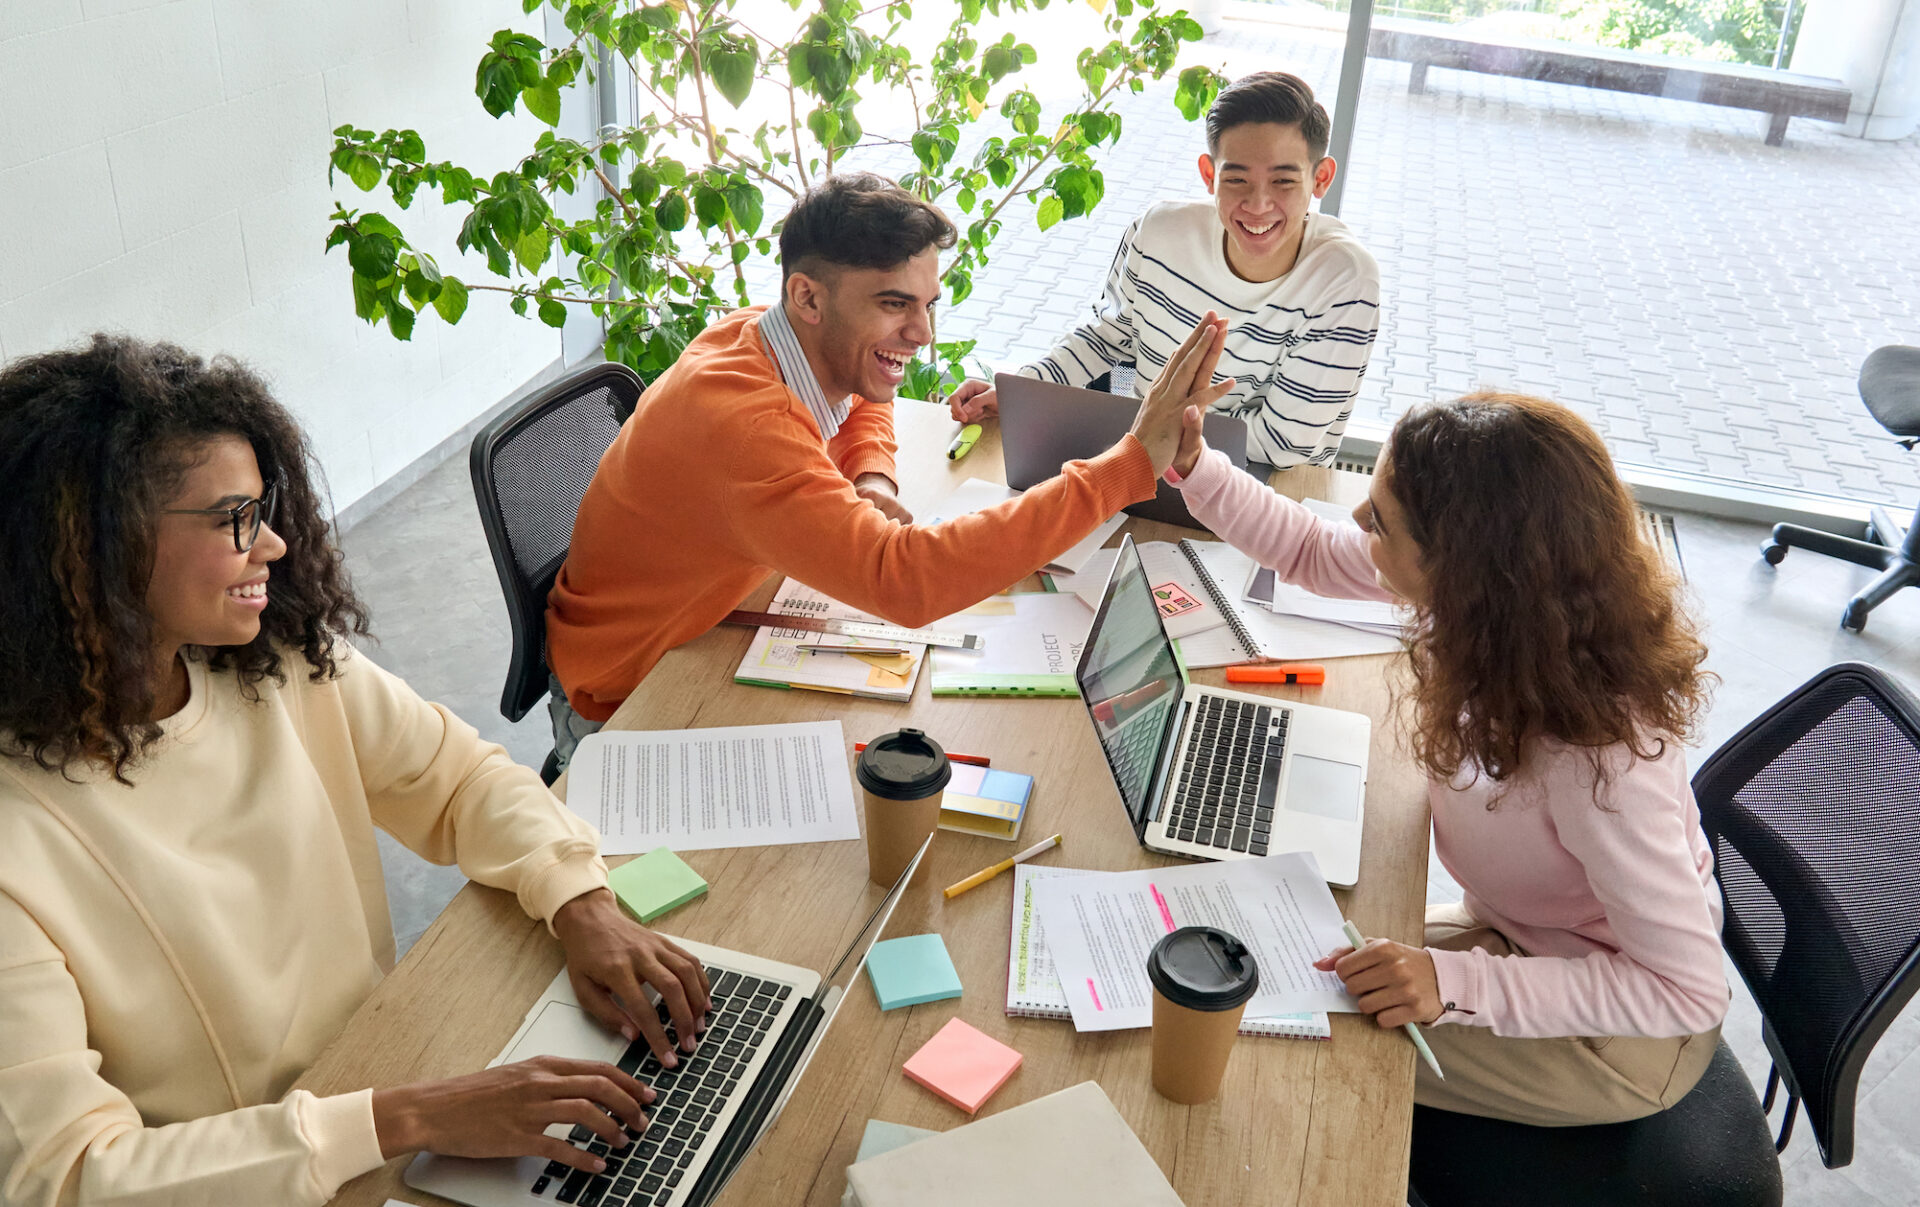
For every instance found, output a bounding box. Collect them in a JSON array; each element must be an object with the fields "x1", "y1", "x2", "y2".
[
  {"x1": 855, "y1": 729, "x2": 952, "y2": 800},
  {"x1": 1147, "y1": 926, "x2": 1260, "y2": 1011}
]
